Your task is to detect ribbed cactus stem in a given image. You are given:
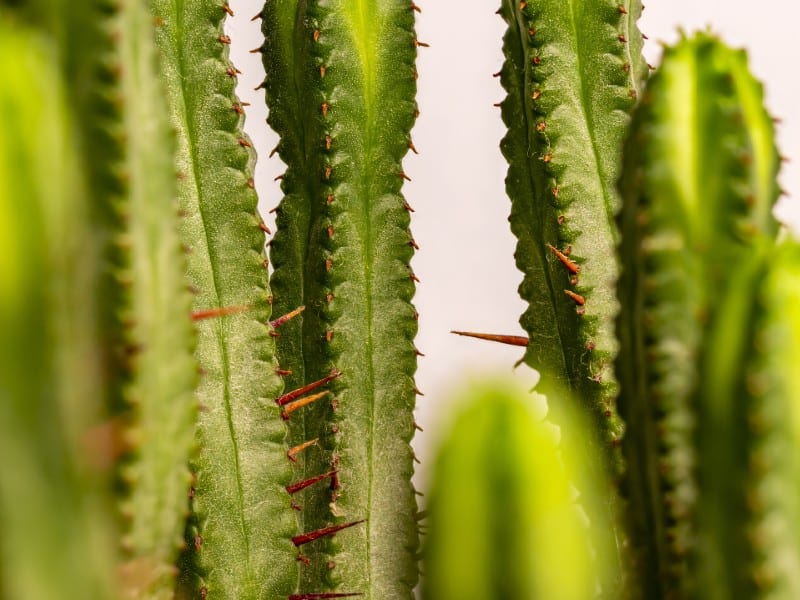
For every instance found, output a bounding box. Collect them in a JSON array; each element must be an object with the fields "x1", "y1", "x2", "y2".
[
  {"x1": 0, "y1": 19, "x2": 115, "y2": 599},
  {"x1": 262, "y1": 1, "x2": 421, "y2": 596},
  {"x1": 422, "y1": 381, "x2": 618, "y2": 599},
  {"x1": 497, "y1": 0, "x2": 647, "y2": 470},
  {"x1": 616, "y1": 33, "x2": 781, "y2": 598},
  {"x1": 149, "y1": 1, "x2": 296, "y2": 596}
]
